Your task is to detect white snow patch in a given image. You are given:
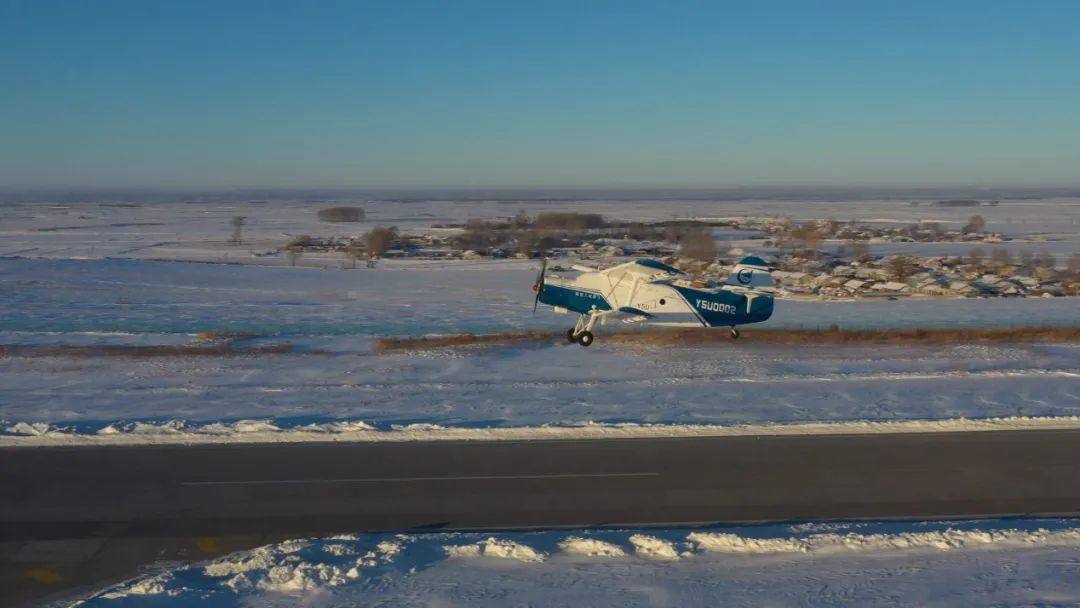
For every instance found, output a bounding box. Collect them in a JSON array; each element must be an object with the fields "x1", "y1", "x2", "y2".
[
  {"x1": 444, "y1": 537, "x2": 546, "y2": 562},
  {"x1": 199, "y1": 419, "x2": 282, "y2": 435},
  {"x1": 98, "y1": 574, "x2": 174, "y2": 598},
  {"x1": 204, "y1": 540, "x2": 308, "y2": 577},
  {"x1": 8, "y1": 415, "x2": 1080, "y2": 447},
  {"x1": 557, "y1": 537, "x2": 627, "y2": 558},
  {"x1": 688, "y1": 528, "x2": 1080, "y2": 556},
  {"x1": 255, "y1": 562, "x2": 348, "y2": 593},
  {"x1": 376, "y1": 538, "x2": 403, "y2": 558},
  {"x1": 204, "y1": 547, "x2": 280, "y2": 577},
  {"x1": 629, "y1": 535, "x2": 682, "y2": 560},
  {"x1": 4, "y1": 421, "x2": 54, "y2": 436},
  {"x1": 84, "y1": 523, "x2": 1080, "y2": 603}
]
